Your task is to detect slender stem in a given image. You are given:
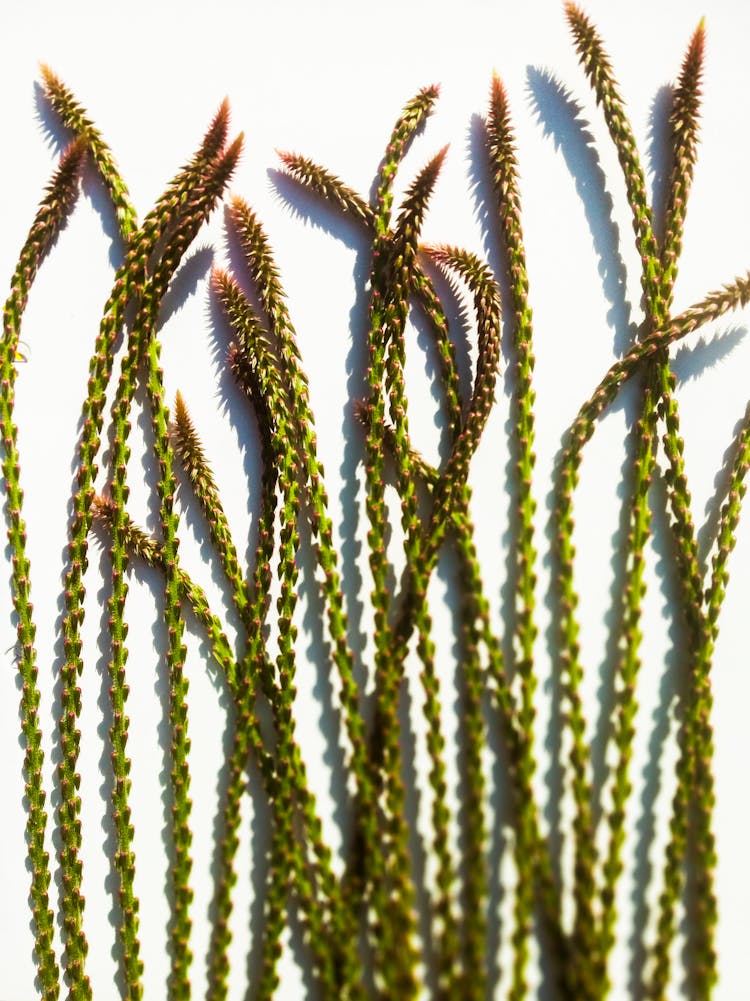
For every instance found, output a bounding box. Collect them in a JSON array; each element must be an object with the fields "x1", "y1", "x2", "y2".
[{"x1": 0, "y1": 139, "x2": 84, "y2": 1001}]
